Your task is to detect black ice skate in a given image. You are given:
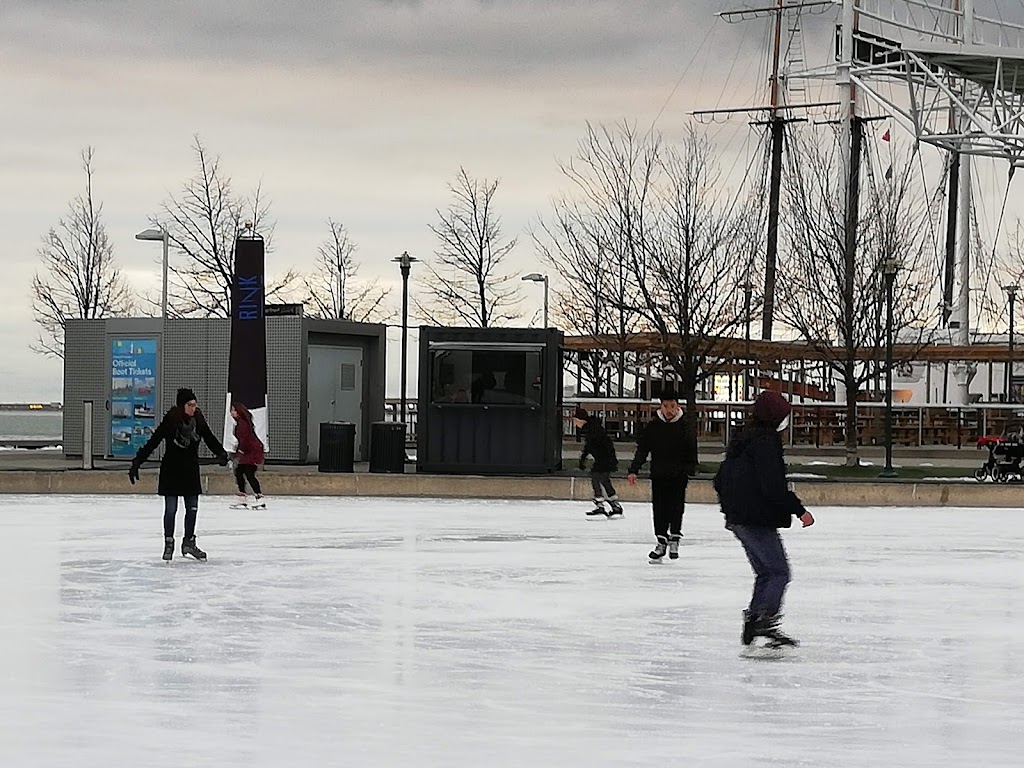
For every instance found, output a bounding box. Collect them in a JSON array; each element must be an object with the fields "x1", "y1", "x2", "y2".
[
  {"x1": 648, "y1": 536, "x2": 668, "y2": 563},
  {"x1": 586, "y1": 501, "x2": 609, "y2": 518},
  {"x1": 162, "y1": 536, "x2": 174, "y2": 562},
  {"x1": 181, "y1": 536, "x2": 207, "y2": 561},
  {"x1": 744, "y1": 611, "x2": 798, "y2": 648},
  {"x1": 758, "y1": 614, "x2": 798, "y2": 648},
  {"x1": 607, "y1": 500, "x2": 624, "y2": 519},
  {"x1": 668, "y1": 534, "x2": 681, "y2": 560}
]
